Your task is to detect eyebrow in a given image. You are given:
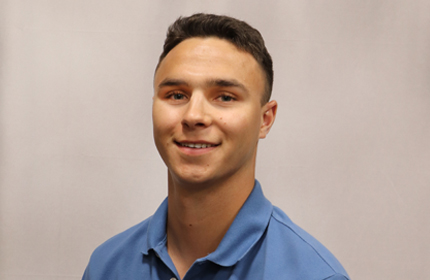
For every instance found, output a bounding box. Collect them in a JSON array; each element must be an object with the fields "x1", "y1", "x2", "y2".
[
  {"x1": 158, "y1": 78, "x2": 189, "y2": 88},
  {"x1": 206, "y1": 78, "x2": 248, "y2": 93},
  {"x1": 158, "y1": 78, "x2": 248, "y2": 93}
]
